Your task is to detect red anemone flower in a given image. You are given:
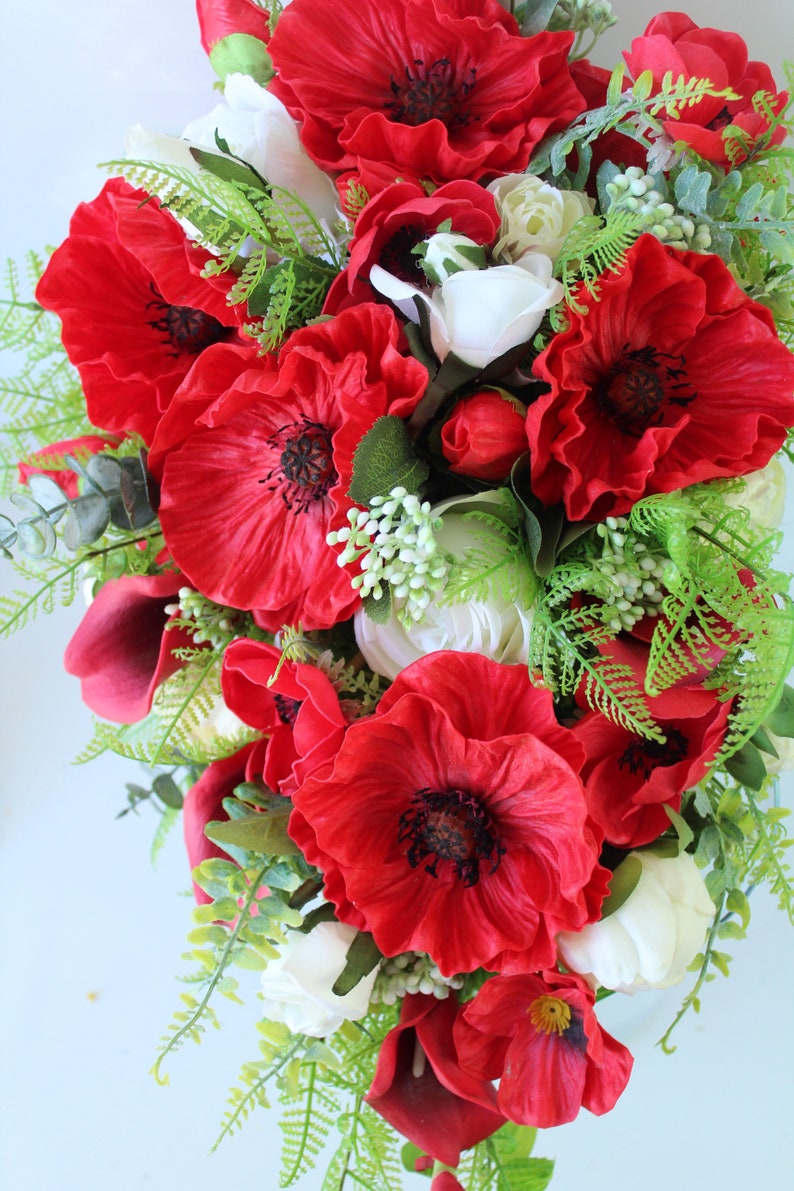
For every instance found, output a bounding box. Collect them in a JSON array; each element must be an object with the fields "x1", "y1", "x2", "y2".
[
  {"x1": 454, "y1": 970, "x2": 633, "y2": 1129},
  {"x1": 268, "y1": 0, "x2": 584, "y2": 186},
  {"x1": 324, "y1": 179, "x2": 499, "y2": 314},
  {"x1": 36, "y1": 179, "x2": 242, "y2": 445},
  {"x1": 156, "y1": 303, "x2": 427, "y2": 629},
  {"x1": 623, "y1": 13, "x2": 788, "y2": 169},
  {"x1": 366, "y1": 993, "x2": 506, "y2": 1167},
  {"x1": 291, "y1": 652, "x2": 608, "y2": 977},
  {"x1": 526, "y1": 234, "x2": 794, "y2": 523},
  {"x1": 63, "y1": 573, "x2": 194, "y2": 723},
  {"x1": 220, "y1": 637, "x2": 349, "y2": 796},
  {"x1": 572, "y1": 638, "x2": 731, "y2": 848}
]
